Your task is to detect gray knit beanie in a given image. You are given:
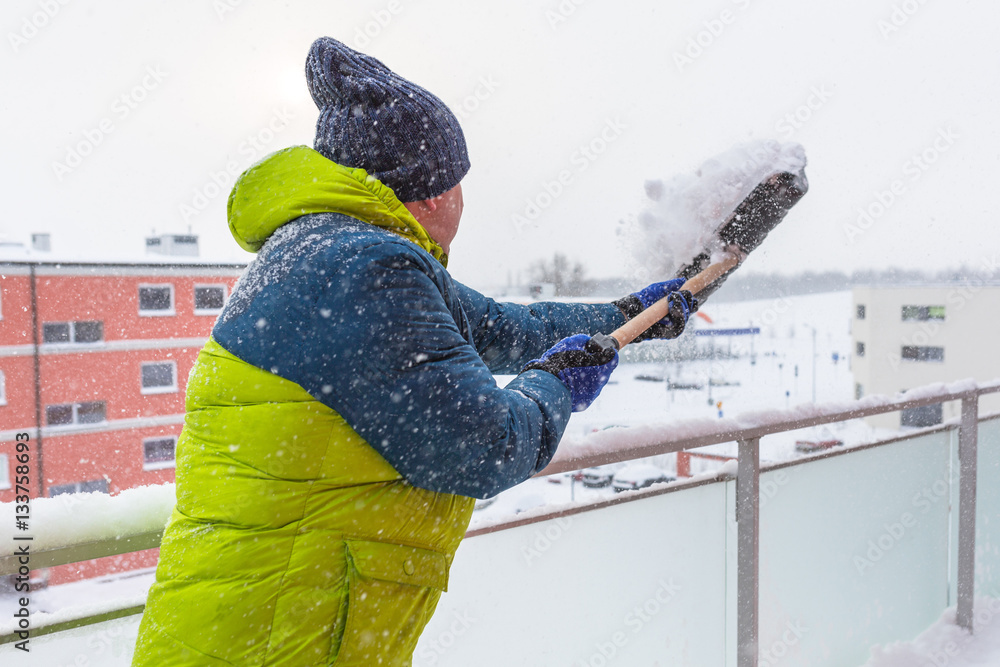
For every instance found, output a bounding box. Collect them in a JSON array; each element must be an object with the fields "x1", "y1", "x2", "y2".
[{"x1": 305, "y1": 37, "x2": 470, "y2": 202}]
